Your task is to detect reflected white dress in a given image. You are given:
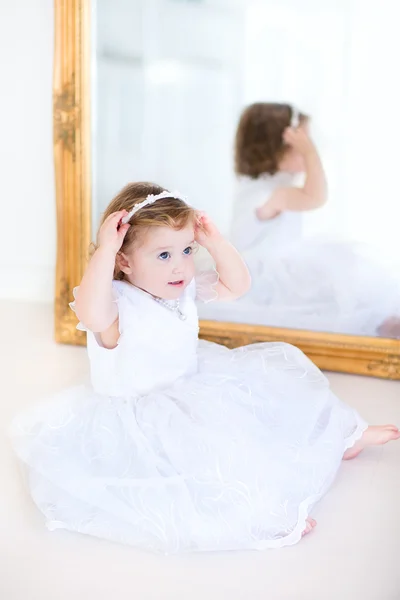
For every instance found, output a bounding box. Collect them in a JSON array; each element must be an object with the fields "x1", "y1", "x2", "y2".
[
  {"x1": 214, "y1": 173, "x2": 400, "y2": 336},
  {"x1": 11, "y1": 278, "x2": 367, "y2": 553}
]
